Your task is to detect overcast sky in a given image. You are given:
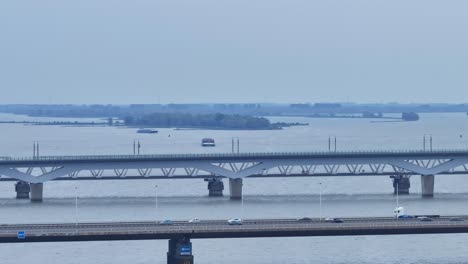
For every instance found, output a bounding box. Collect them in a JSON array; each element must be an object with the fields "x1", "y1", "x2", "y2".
[{"x1": 1, "y1": 0, "x2": 467, "y2": 104}]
